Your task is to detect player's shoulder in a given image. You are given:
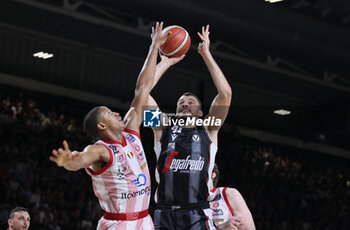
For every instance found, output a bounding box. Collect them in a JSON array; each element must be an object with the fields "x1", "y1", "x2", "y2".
[
  {"x1": 225, "y1": 187, "x2": 241, "y2": 199},
  {"x1": 85, "y1": 144, "x2": 109, "y2": 154},
  {"x1": 123, "y1": 128, "x2": 141, "y2": 140}
]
